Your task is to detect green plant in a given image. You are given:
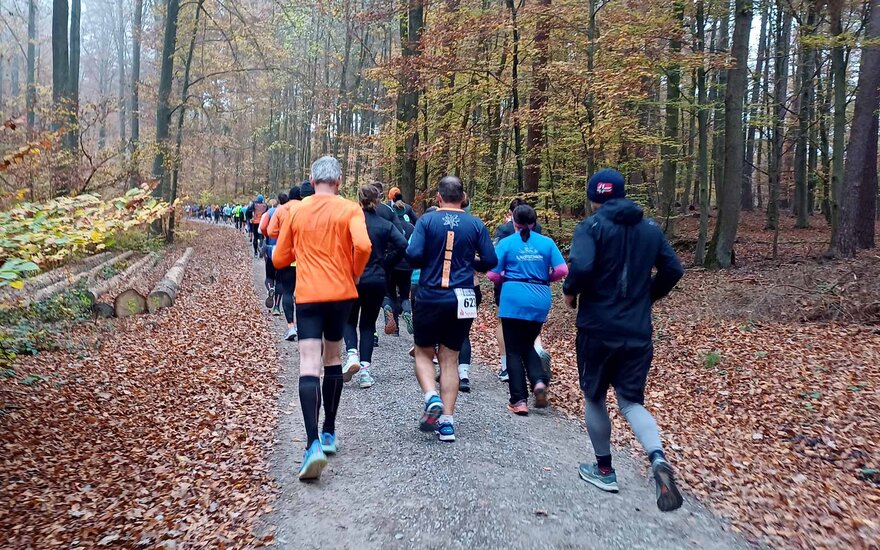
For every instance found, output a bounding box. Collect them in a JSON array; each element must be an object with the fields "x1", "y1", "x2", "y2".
[{"x1": 704, "y1": 350, "x2": 722, "y2": 369}]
